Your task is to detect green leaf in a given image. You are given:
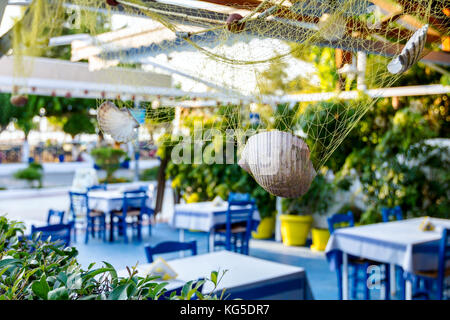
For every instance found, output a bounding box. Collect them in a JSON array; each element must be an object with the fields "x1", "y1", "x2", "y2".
[
  {"x1": 82, "y1": 267, "x2": 114, "y2": 283},
  {"x1": 31, "y1": 276, "x2": 50, "y2": 300},
  {"x1": 0, "y1": 258, "x2": 21, "y2": 268},
  {"x1": 210, "y1": 271, "x2": 218, "y2": 286},
  {"x1": 108, "y1": 284, "x2": 129, "y2": 300},
  {"x1": 48, "y1": 287, "x2": 69, "y2": 300},
  {"x1": 102, "y1": 261, "x2": 118, "y2": 286}
]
